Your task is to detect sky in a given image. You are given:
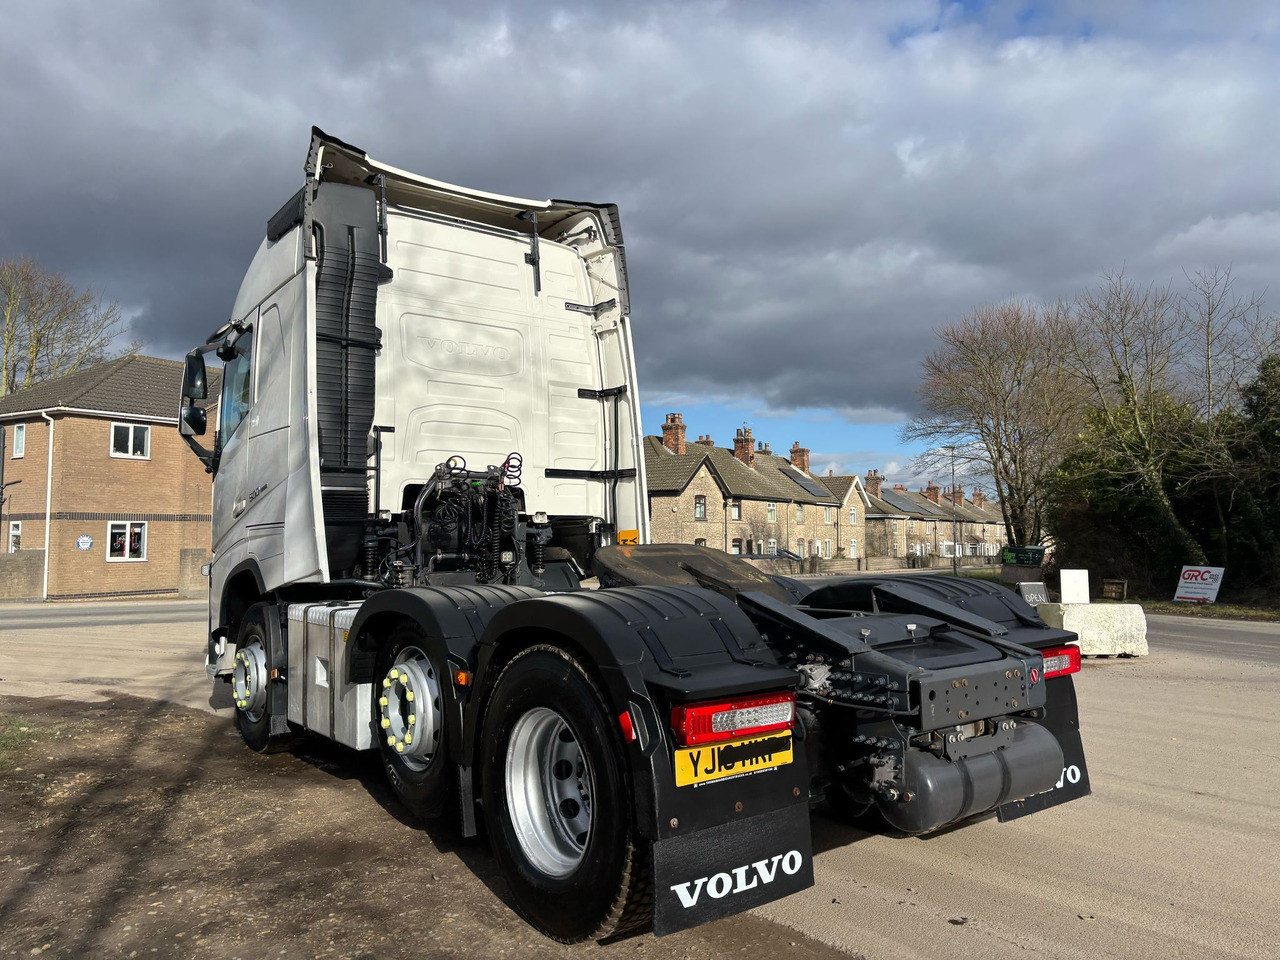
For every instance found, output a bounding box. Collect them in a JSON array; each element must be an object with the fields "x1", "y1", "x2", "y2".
[{"x1": 2, "y1": 1, "x2": 1278, "y2": 488}]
